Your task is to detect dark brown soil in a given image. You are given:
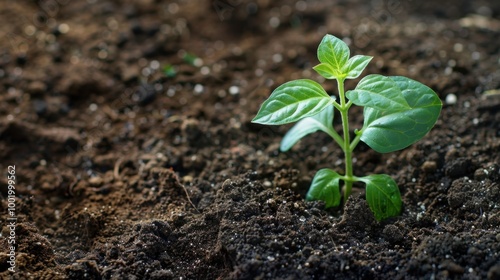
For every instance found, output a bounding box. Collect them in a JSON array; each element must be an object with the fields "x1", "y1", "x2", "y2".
[{"x1": 1, "y1": 0, "x2": 500, "y2": 279}]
